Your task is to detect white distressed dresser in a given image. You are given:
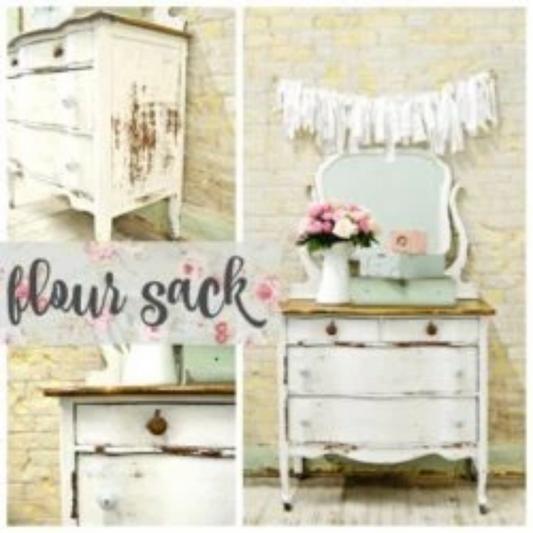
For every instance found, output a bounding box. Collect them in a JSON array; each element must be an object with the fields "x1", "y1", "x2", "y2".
[
  {"x1": 8, "y1": 11, "x2": 189, "y2": 240},
  {"x1": 44, "y1": 385, "x2": 235, "y2": 526},
  {"x1": 278, "y1": 299, "x2": 495, "y2": 513}
]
